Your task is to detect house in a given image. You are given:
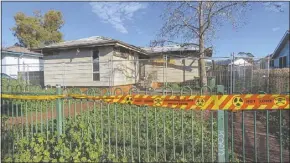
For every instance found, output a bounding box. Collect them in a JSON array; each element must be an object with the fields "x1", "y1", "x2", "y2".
[
  {"x1": 141, "y1": 45, "x2": 212, "y2": 88},
  {"x1": 254, "y1": 54, "x2": 272, "y2": 70},
  {"x1": 36, "y1": 36, "x2": 212, "y2": 90},
  {"x1": 270, "y1": 30, "x2": 289, "y2": 68},
  {"x1": 1, "y1": 46, "x2": 44, "y2": 85},
  {"x1": 214, "y1": 58, "x2": 252, "y2": 79},
  {"x1": 35, "y1": 36, "x2": 147, "y2": 90}
]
